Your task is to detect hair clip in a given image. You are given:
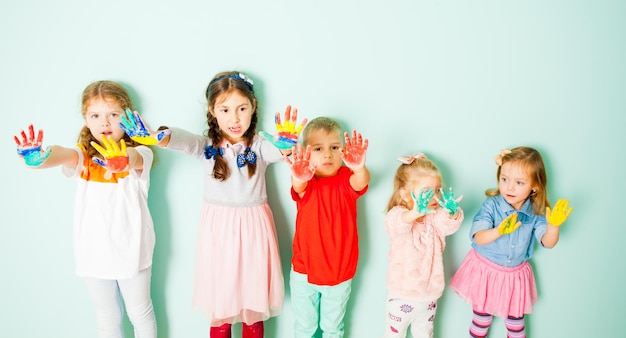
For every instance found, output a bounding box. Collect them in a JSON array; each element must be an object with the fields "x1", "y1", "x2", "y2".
[
  {"x1": 494, "y1": 149, "x2": 512, "y2": 166},
  {"x1": 207, "y1": 72, "x2": 254, "y2": 96},
  {"x1": 398, "y1": 153, "x2": 426, "y2": 165}
]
